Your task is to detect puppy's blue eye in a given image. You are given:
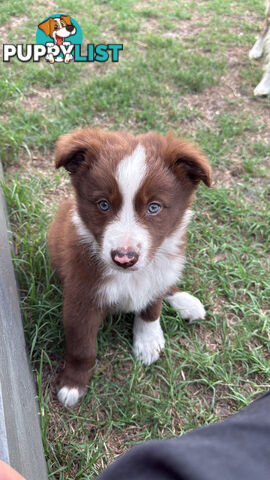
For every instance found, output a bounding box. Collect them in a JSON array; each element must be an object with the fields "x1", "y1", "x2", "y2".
[
  {"x1": 98, "y1": 200, "x2": 110, "y2": 211},
  {"x1": 147, "y1": 203, "x2": 161, "y2": 214}
]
